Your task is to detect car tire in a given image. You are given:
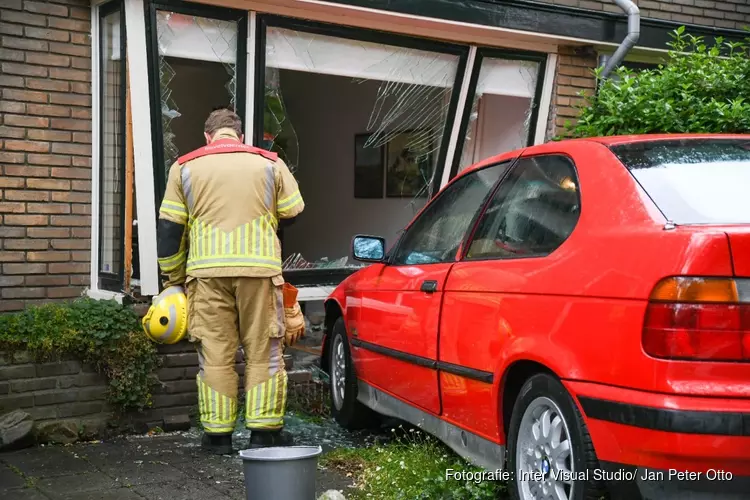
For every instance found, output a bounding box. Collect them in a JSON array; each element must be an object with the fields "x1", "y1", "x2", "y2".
[
  {"x1": 329, "y1": 317, "x2": 379, "y2": 430},
  {"x1": 507, "y1": 373, "x2": 608, "y2": 500}
]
